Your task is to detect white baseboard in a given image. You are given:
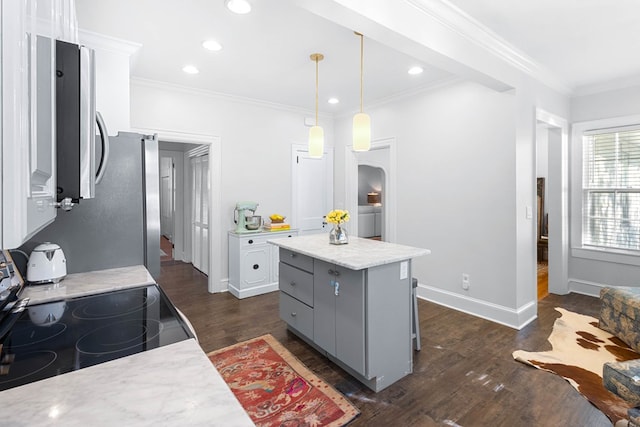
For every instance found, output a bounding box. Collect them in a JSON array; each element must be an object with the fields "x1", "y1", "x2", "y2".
[
  {"x1": 568, "y1": 278, "x2": 606, "y2": 297},
  {"x1": 227, "y1": 282, "x2": 279, "y2": 299},
  {"x1": 416, "y1": 283, "x2": 537, "y2": 330}
]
